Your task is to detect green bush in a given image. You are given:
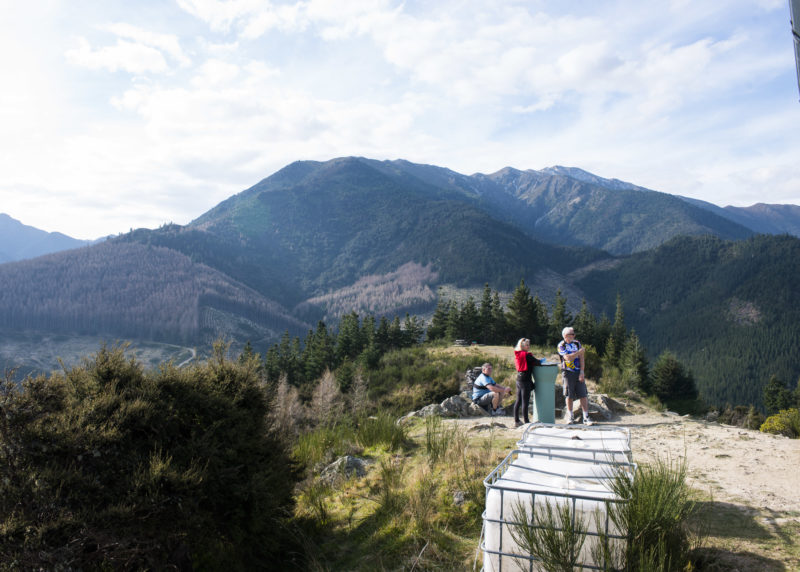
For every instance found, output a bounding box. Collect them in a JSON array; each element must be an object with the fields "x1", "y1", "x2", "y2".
[
  {"x1": 0, "y1": 343, "x2": 298, "y2": 570},
  {"x1": 510, "y1": 499, "x2": 588, "y2": 572},
  {"x1": 760, "y1": 408, "x2": 800, "y2": 438},
  {"x1": 602, "y1": 456, "x2": 697, "y2": 570}
]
